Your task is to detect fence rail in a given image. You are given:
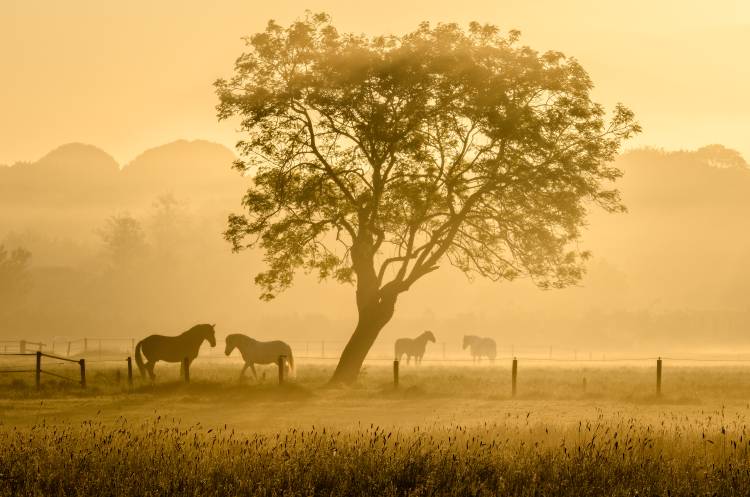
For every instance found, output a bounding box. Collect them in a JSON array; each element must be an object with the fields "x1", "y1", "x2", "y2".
[
  {"x1": 0, "y1": 351, "x2": 85, "y2": 389},
  {"x1": 5, "y1": 337, "x2": 750, "y2": 363},
  {"x1": 4, "y1": 335, "x2": 750, "y2": 396},
  {"x1": 388, "y1": 356, "x2": 671, "y2": 397}
]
